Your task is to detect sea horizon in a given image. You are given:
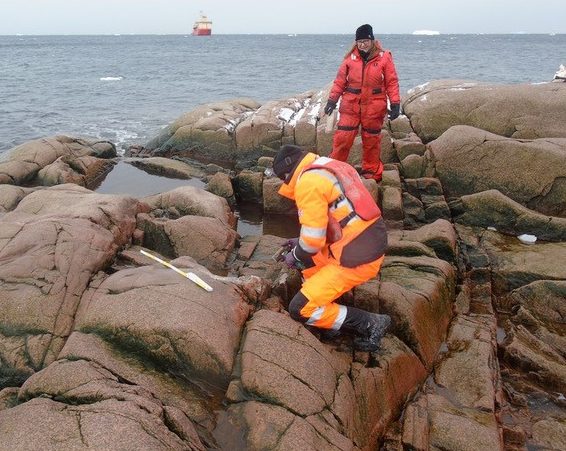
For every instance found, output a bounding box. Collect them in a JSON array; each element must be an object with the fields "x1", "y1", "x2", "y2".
[
  {"x1": 1, "y1": 33, "x2": 564, "y2": 154},
  {"x1": 2, "y1": 32, "x2": 565, "y2": 36}
]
